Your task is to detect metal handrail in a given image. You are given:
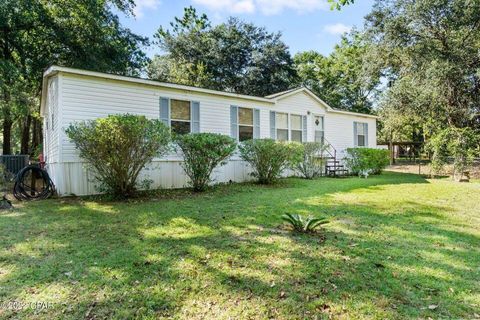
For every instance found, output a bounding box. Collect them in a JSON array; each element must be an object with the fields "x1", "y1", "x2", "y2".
[
  {"x1": 322, "y1": 137, "x2": 337, "y2": 160},
  {"x1": 321, "y1": 137, "x2": 338, "y2": 176}
]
